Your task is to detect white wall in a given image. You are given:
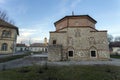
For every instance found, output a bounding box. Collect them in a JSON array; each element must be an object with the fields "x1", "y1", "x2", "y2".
[
  {"x1": 29, "y1": 47, "x2": 47, "y2": 52},
  {"x1": 112, "y1": 47, "x2": 120, "y2": 55},
  {"x1": 16, "y1": 47, "x2": 26, "y2": 52}
]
